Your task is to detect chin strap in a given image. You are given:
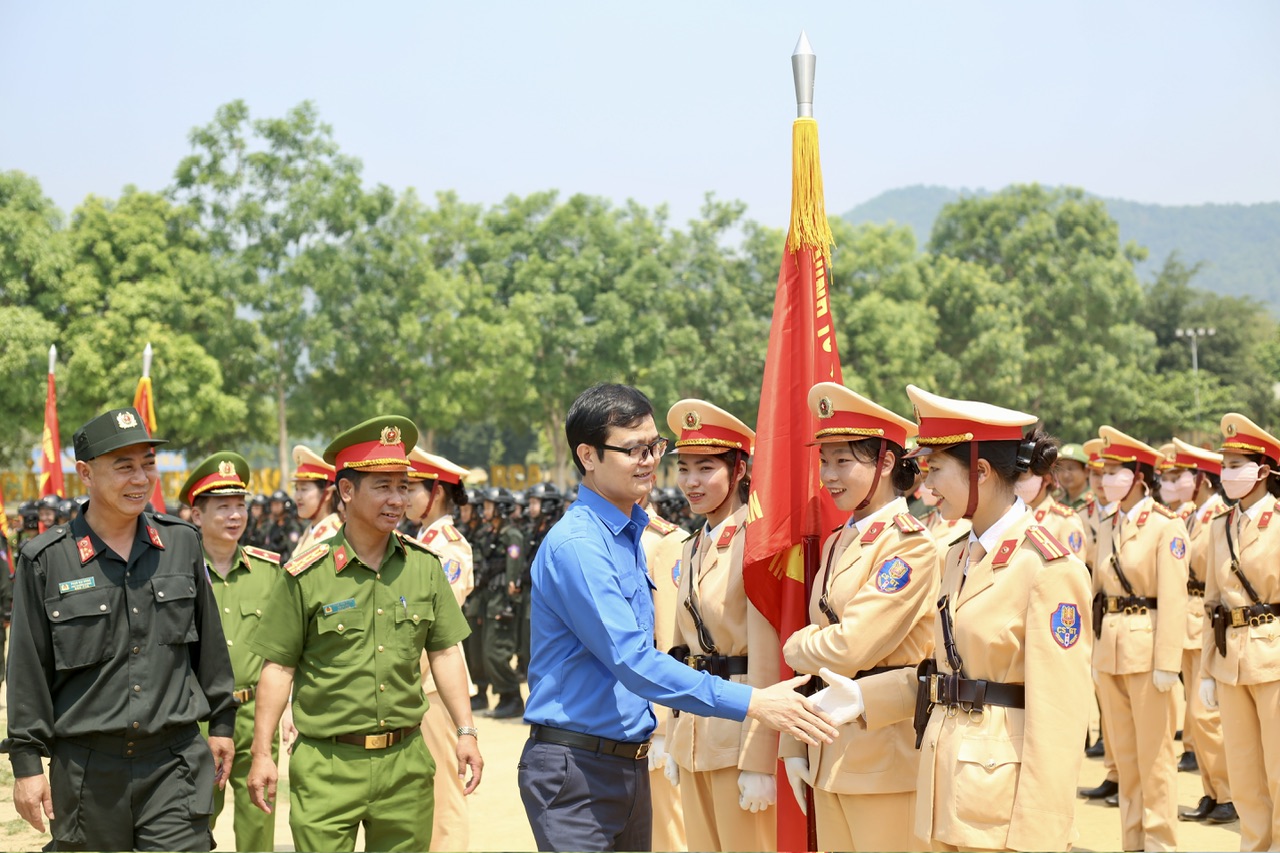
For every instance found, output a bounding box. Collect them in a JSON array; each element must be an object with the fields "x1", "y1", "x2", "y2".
[
  {"x1": 423, "y1": 482, "x2": 439, "y2": 521},
  {"x1": 964, "y1": 442, "x2": 980, "y2": 520},
  {"x1": 856, "y1": 440, "x2": 888, "y2": 512}
]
